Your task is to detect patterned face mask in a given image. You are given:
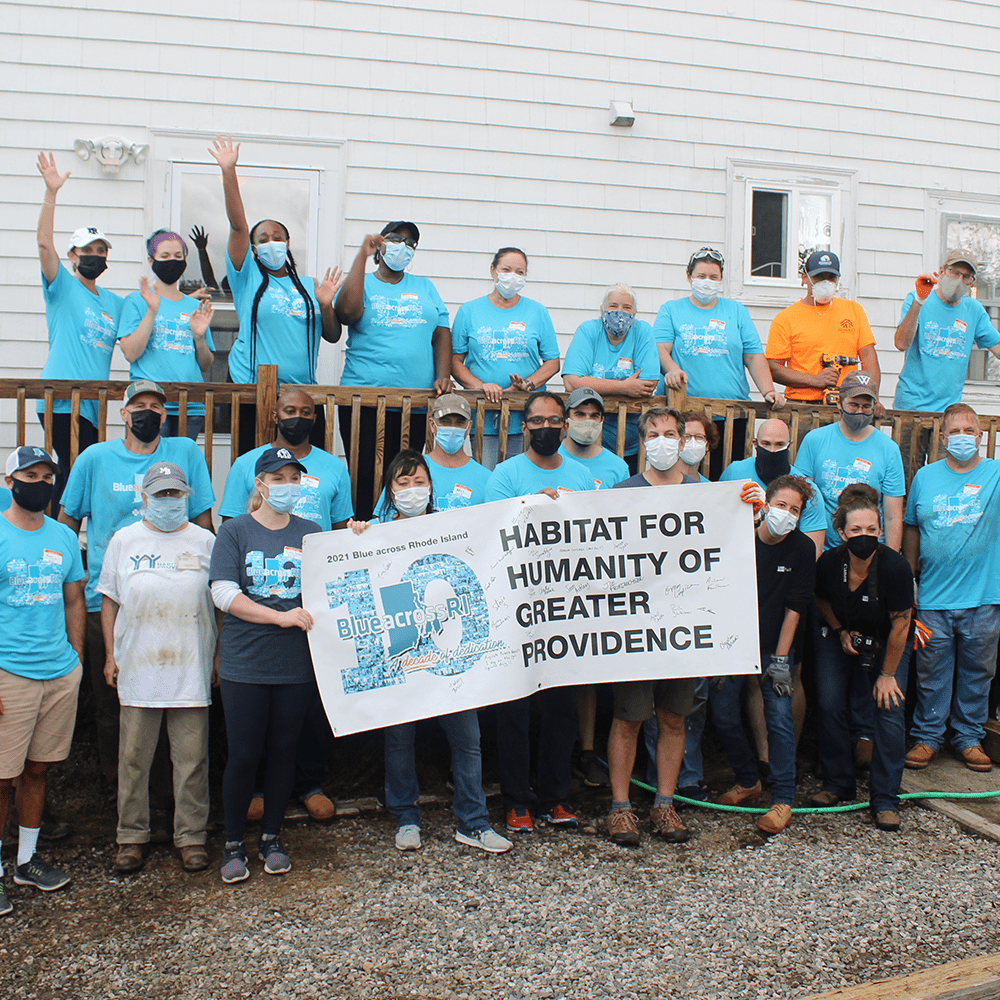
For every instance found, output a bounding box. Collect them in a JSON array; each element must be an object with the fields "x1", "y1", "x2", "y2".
[{"x1": 602, "y1": 310, "x2": 635, "y2": 338}]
